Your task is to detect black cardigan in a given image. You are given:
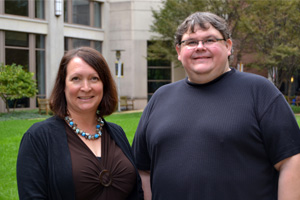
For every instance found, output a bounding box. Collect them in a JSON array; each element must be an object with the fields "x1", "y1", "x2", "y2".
[{"x1": 17, "y1": 116, "x2": 143, "y2": 200}]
